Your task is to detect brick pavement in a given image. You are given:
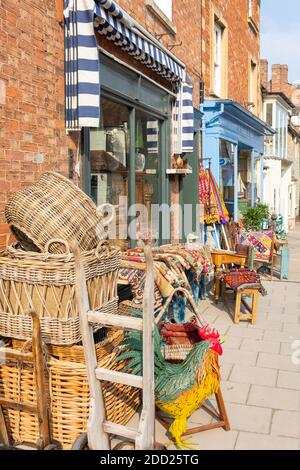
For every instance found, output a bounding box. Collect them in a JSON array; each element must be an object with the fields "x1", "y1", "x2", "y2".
[{"x1": 155, "y1": 225, "x2": 300, "y2": 450}]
